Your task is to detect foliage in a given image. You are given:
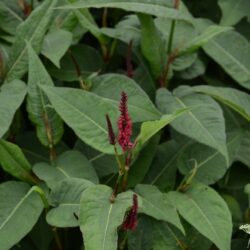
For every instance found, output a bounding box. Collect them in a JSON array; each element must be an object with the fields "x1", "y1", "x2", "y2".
[{"x1": 0, "y1": 0, "x2": 250, "y2": 249}]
